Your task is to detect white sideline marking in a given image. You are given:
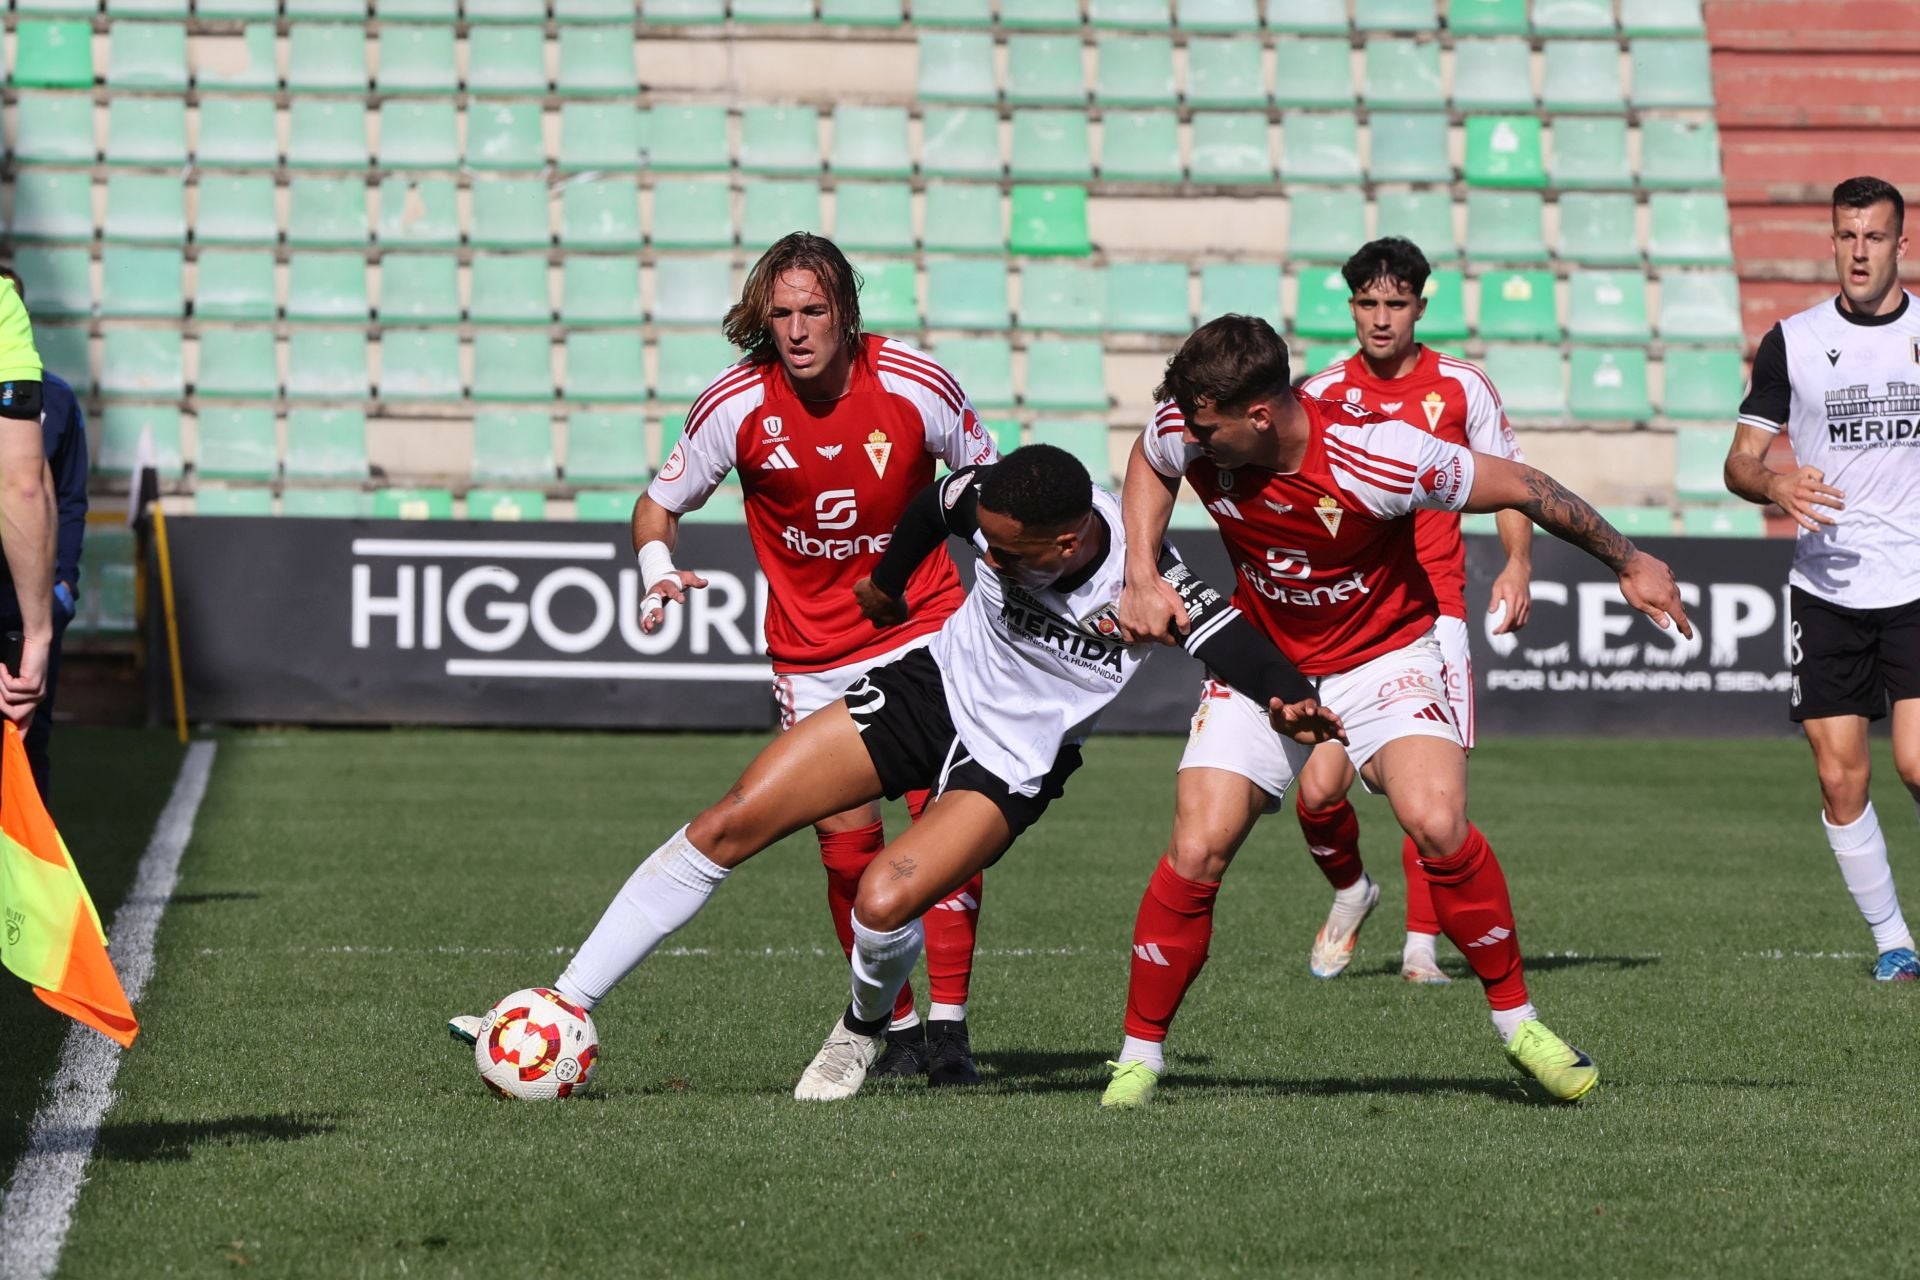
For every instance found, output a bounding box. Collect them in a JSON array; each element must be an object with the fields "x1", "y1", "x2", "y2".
[{"x1": 0, "y1": 741, "x2": 217, "y2": 1280}]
